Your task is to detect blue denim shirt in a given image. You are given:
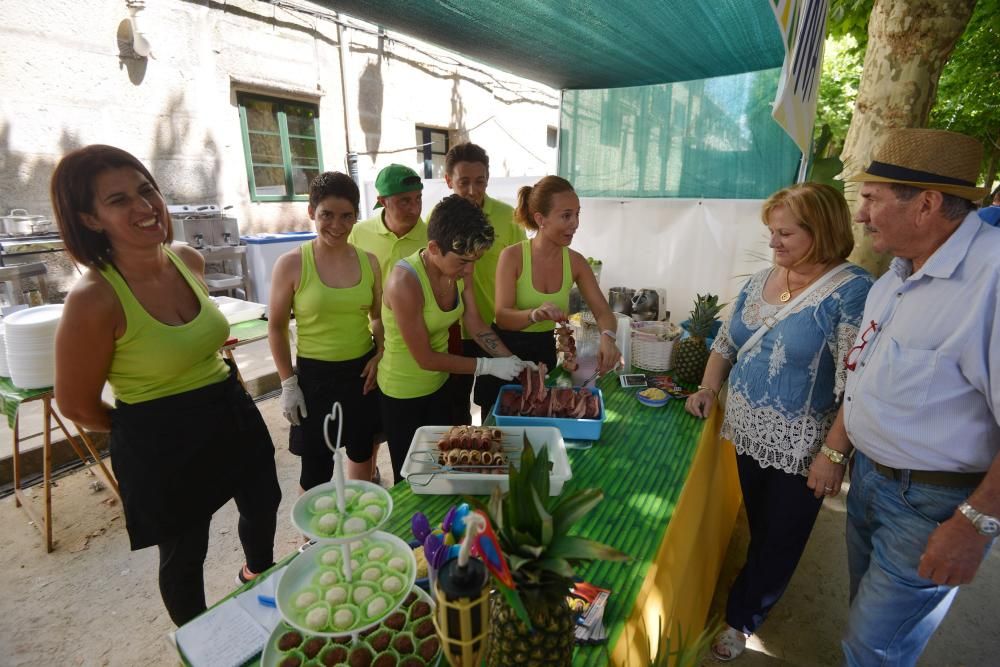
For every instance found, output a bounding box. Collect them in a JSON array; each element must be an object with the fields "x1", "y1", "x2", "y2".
[{"x1": 713, "y1": 264, "x2": 872, "y2": 475}]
